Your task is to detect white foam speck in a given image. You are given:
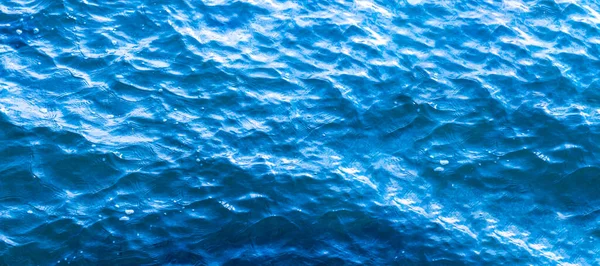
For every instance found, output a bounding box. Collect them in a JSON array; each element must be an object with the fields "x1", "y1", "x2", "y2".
[
  {"x1": 219, "y1": 201, "x2": 235, "y2": 211},
  {"x1": 16, "y1": 29, "x2": 22, "y2": 35},
  {"x1": 27, "y1": 210, "x2": 33, "y2": 214},
  {"x1": 40, "y1": 108, "x2": 48, "y2": 113},
  {"x1": 434, "y1": 167, "x2": 444, "y2": 172},
  {"x1": 119, "y1": 216, "x2": 129, "y2": 221},
  {"x1": 125, "y1": 209, "x2": 134, "y2": 215},
  {"x1": 440, "y1": 160, "x2": 449, "y2": 165}
]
